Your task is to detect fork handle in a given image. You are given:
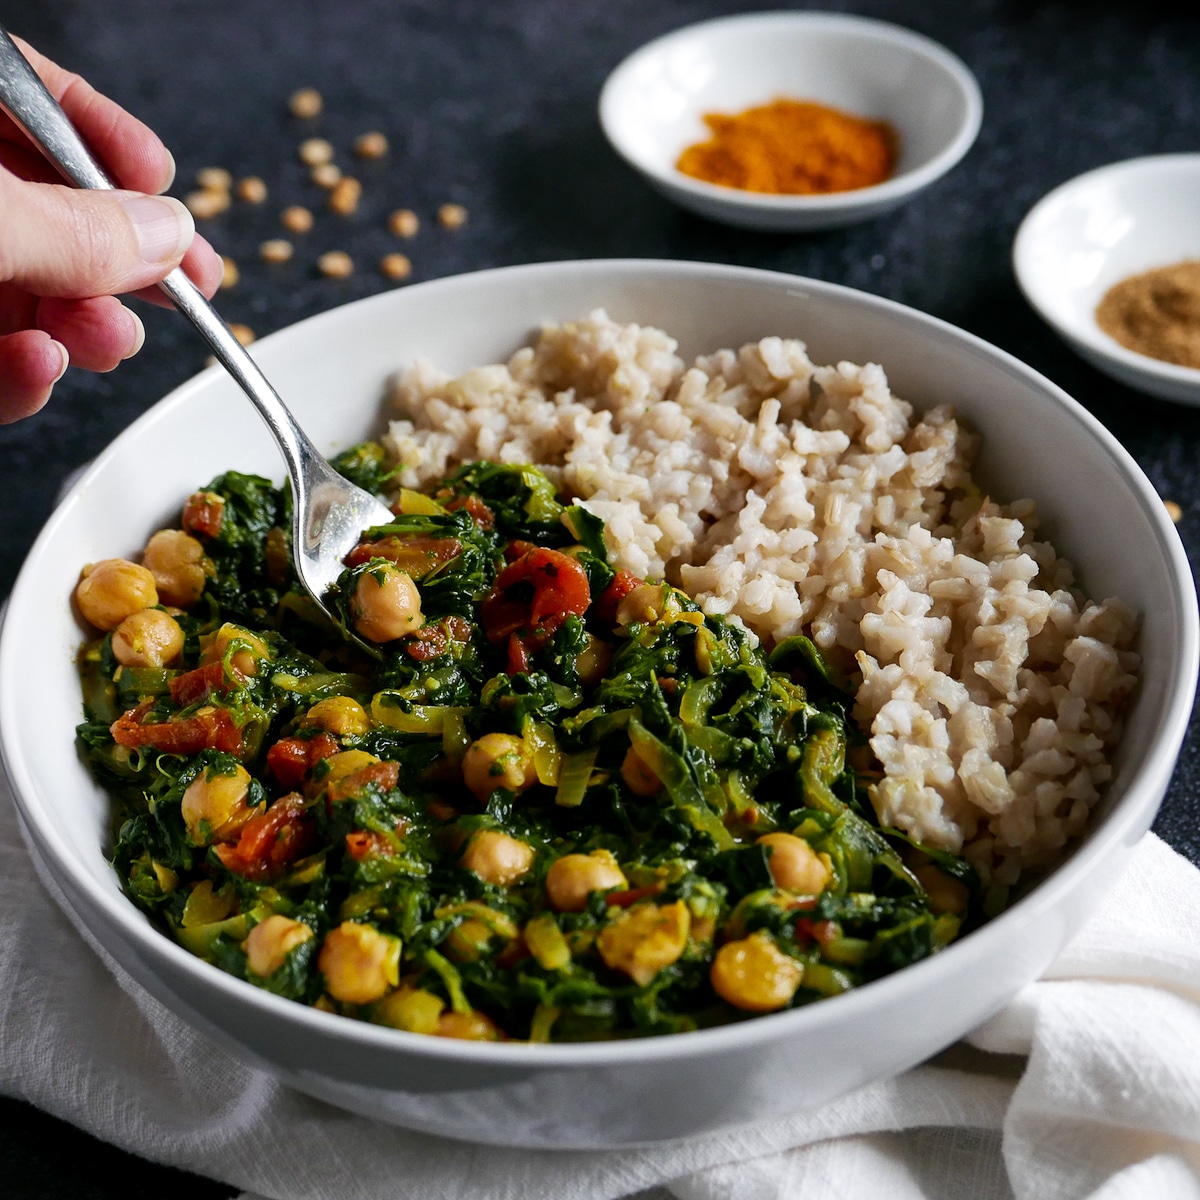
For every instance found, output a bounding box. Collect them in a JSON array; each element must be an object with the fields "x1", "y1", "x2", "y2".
[{"x1": 0, "y1": 25, "x2": 328, "y2": 502}]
